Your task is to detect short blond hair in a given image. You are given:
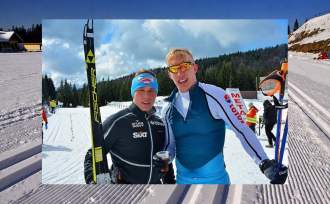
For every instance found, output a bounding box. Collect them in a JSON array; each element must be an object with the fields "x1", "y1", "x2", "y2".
[{"x1": 166, "y1": 48, "x2": 194, "y2": 65}]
